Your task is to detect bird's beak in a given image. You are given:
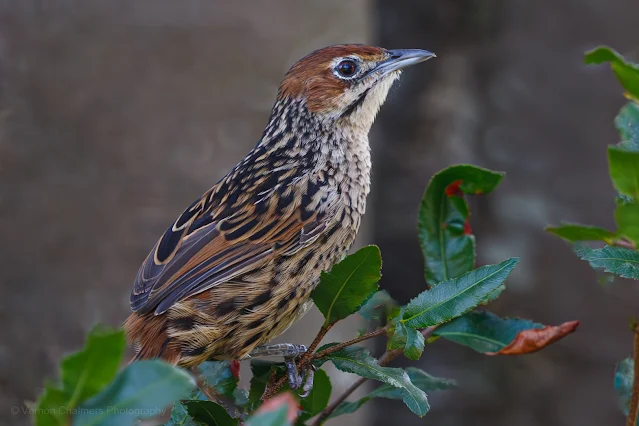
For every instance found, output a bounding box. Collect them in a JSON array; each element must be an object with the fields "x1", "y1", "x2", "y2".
[{"x1": 375, "y1": 49, "x2": 436, "y2": 76}]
